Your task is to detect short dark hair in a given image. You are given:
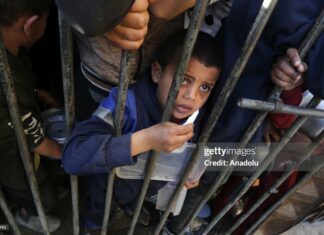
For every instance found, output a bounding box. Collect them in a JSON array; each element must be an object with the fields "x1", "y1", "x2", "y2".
[
  {"x1": 156, "y1": 30, "x2": 223, "y2": 70},
  {"x1": 0, "y1": 0, "x2": 52, "y2": 27}
]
